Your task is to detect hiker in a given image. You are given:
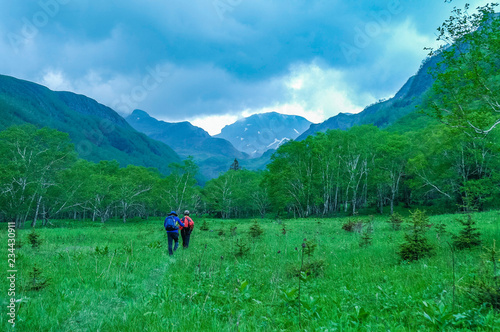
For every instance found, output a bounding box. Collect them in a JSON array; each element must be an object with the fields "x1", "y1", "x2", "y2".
[
  {"x1": 180, "y1": 210, "x2": 195, "y2": 248},
  {"x1": 164, "y1": 211, "x2": 184, "y2": 255}
]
